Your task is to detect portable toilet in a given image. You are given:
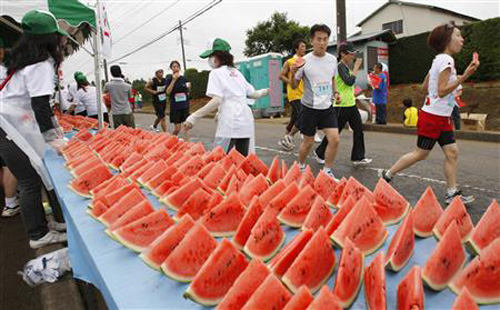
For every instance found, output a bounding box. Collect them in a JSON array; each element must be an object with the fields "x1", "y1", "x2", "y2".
[{"x1": 235, "y1": 53, "x2": 284, "y2": 118}]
